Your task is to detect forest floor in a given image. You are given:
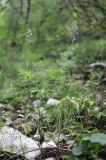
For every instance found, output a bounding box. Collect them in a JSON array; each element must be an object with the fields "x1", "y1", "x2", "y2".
[{"x1": 0, "y1": 44, "x2": 106, "y2": 159}]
